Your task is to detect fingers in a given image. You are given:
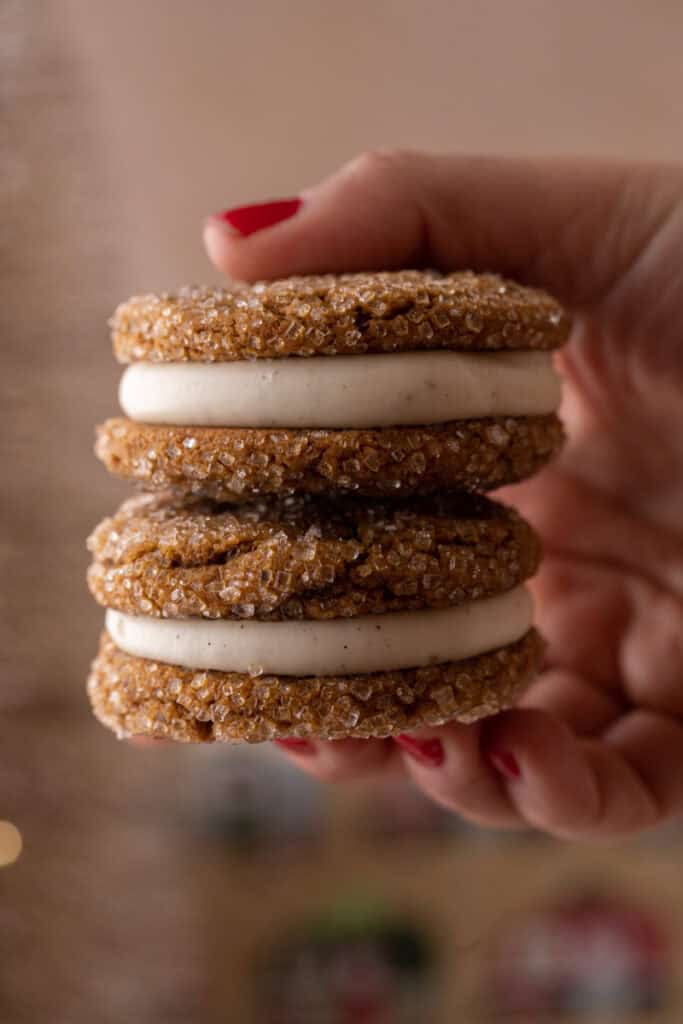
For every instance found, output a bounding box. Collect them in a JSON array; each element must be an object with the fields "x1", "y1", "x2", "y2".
[
  {"x1": 520, "y1": 668, "x2": 625, "y2": 736},
  {"x1": 273, "y1": 737, "x2": 400, "y2": 783},
  {"x1": 394, "y1": 711, "x2": 599, "y2": 835},
  {"x1": 204, "y1": 152, "x2": 424, "y2": 282},
  {"x1": 499, "y1": 469, "x2": 683, "y2": 598},
  {"x1": 481, "y1": 710, "x2": 609, "y2": 839},
  {"x1": 204, "y1": 150, "x2": 683, "y2": 309},
  {"x1": 501, "y1": 469, "x2": 683, "y2": 716},
  {"x1": 393, "y1": 722, "x2": 525, "y2": 830},
  {"x1": 395, "y1": 707, "x2": 674, "y2": 840},
  {"x1": 602, "y1": 709, "x2": 683, "y2": 820}
]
